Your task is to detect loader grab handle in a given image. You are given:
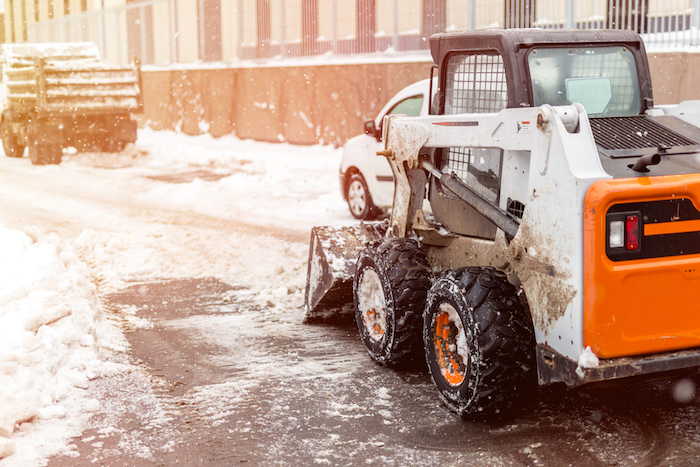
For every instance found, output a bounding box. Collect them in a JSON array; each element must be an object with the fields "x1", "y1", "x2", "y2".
[{"x1": 421, "y1": 159, "x2": 521, "y2": 239}]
